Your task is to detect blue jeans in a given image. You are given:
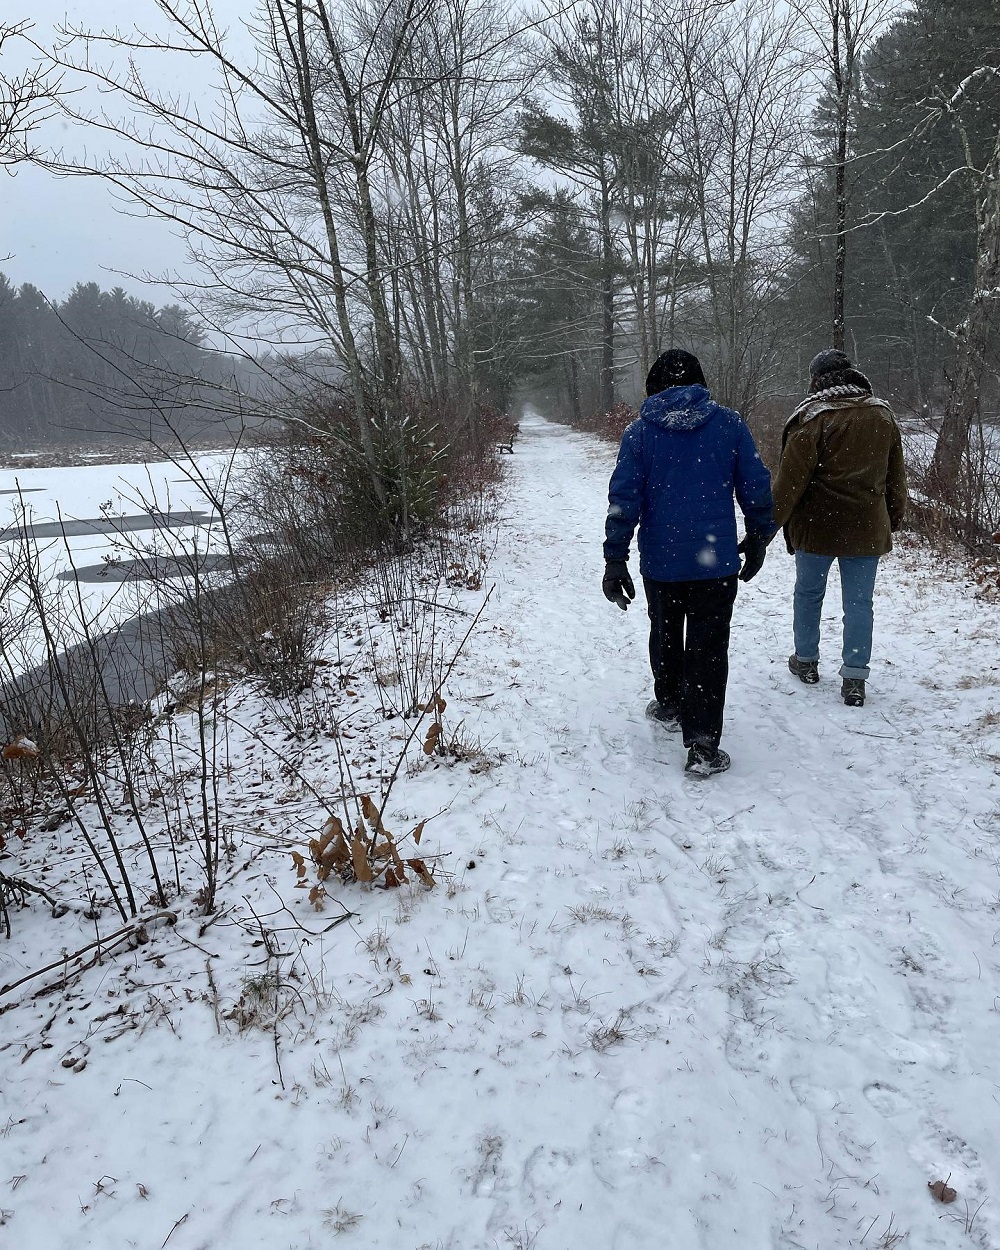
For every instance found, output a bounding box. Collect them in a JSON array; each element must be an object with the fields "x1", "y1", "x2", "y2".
[{"x1": 793, "y1": 553, "x2": 880, "y2": 679}]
